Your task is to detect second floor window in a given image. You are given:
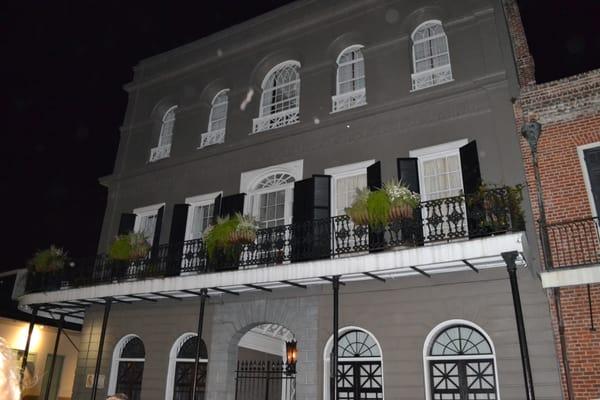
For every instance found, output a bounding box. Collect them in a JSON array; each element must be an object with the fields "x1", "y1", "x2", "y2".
[
  {"x1": 411, "y1": 20, "x2": 453, "y2": 91},
  {"x1": 150, "y1": 105, "x2": 177, "y2": 162},
  {"x1": 200, "y1": 90, "x2": 229, "y2": 149},
  {"x1": 333, "y1": 45, "x2": 366, "y2": 112},
  {"x1": 253, "y1": 61, "x2": 300, "y2": 133}
]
